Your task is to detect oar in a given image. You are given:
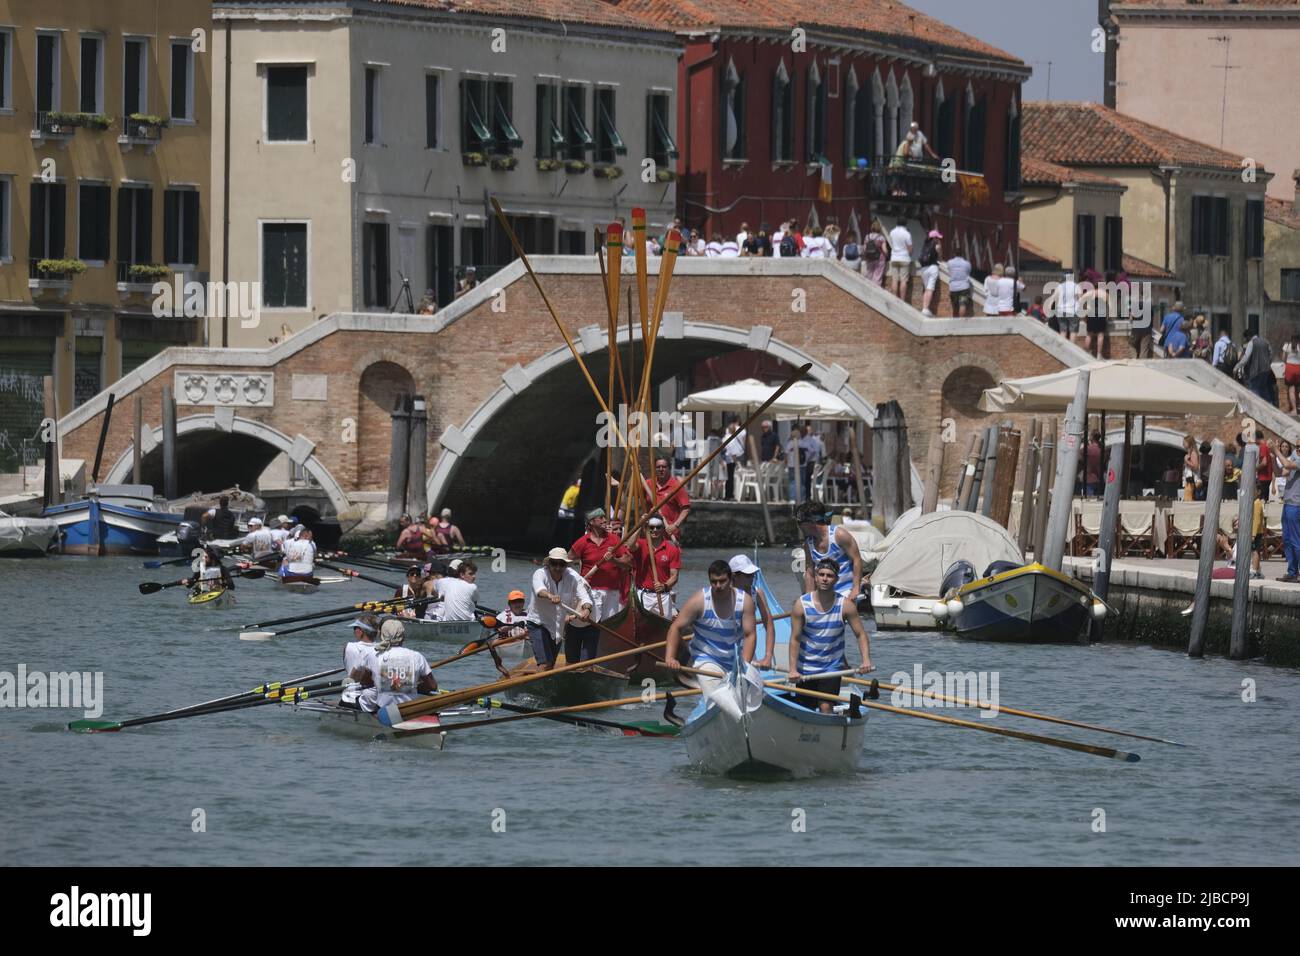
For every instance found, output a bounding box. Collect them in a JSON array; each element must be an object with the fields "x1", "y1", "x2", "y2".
[
  {"x1": 138, "y1": 567, "x2": 265, "y2": 594},
  {"x1": 428, "y1": 633, "x2": 526, "y2": 670},
  {"x1": 841, "y1": 675, "x2": 1184, "y2": 746},
  {"x1": 476, "y1": 696, "x2": 679, "y2": 737},
  {"x1": 69, "y1": 671, "x2": 346, "y2": 733},
  {"x1": 240, "y1": 613, "x2": 362, "y2": 641},
  {"x1": 384, "y1": 639, "x2": 671, "y2": 724},
  {"x1": 764, "y1": 682, "x2": 1141, "y2": 762},
  {"x1": 317, "y1": 561, "x2": 400, "y2": 589},
  {"x1": 397, "y1": 688, "x2": 702, "y2": 738},
  {"x1": 240, "y1": 595, "x2": 434, "y2": 631}
]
